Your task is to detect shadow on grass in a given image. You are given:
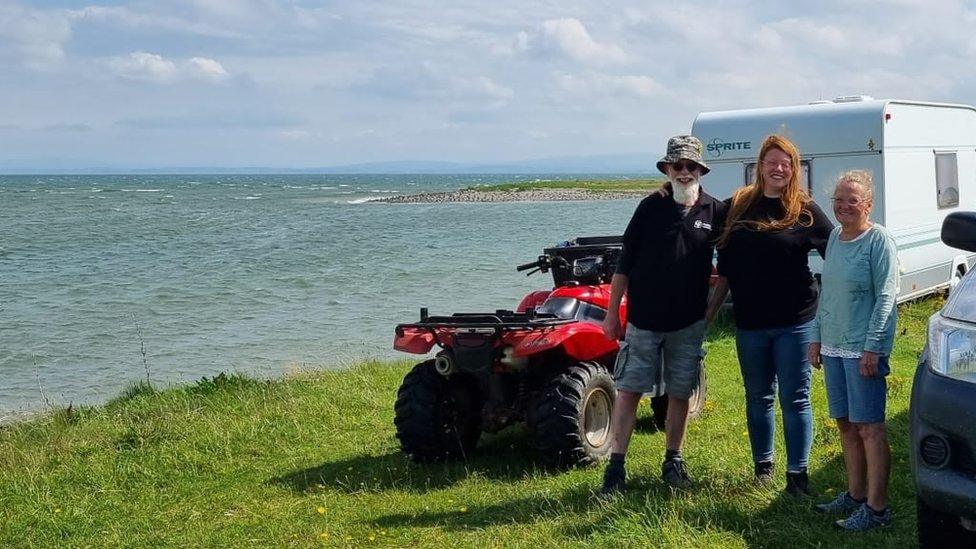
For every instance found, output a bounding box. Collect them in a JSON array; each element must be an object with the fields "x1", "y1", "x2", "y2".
[
  {"x1": 271, "y1": 427, "x2": 575, "y2": 494},
  {"x1": 368, "y1": 474, "x2": 698, "y2": 533},
  {"x1": 370, "y1": 484, "x2": 597, "y2": 531},
  {"x1": 274, "y1": 402, "x2": 665, "y2": 495},
  {"x1": 670, "y1": 409, "x2": 915, "y2": 548}
]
